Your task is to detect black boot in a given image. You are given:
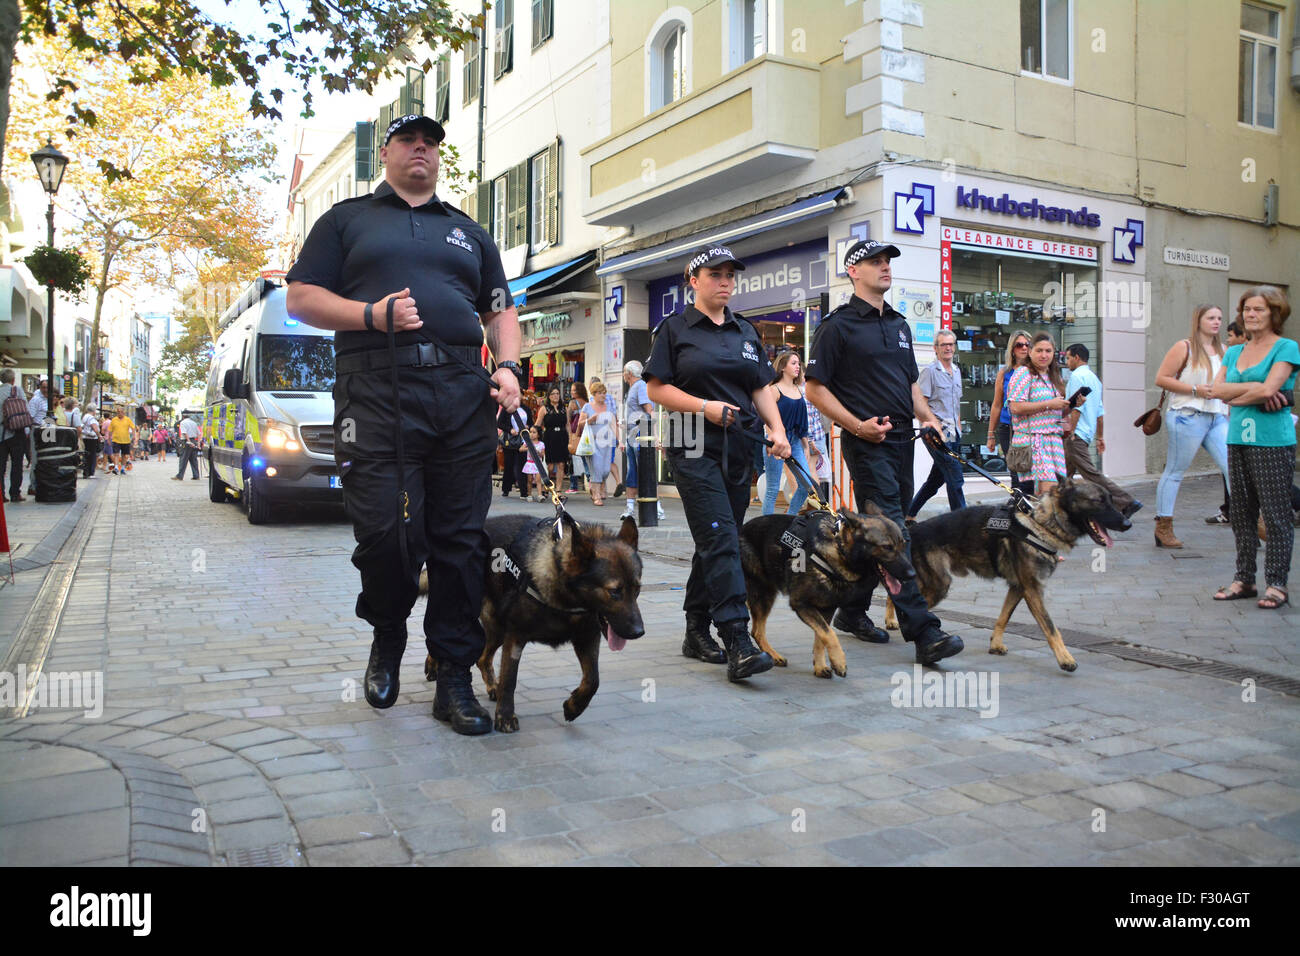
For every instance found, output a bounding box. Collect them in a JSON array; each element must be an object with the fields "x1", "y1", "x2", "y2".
[
  {"x1": 432, "y1": 661, "x2": 492, "y2": 735},
  {"x1": 914, "y1": 629, "x2": 965, "y2": 666},
  {"x1": 716, "y1": 620, "x2": 773, "y2": 682},
  {"x1": 681, "y1": 612, "x2": 726, "y2": 664},
  {"x1": 364, "y1": 628, "x2": 406, "y2": 709},
  {"x1": 832, "y1": 607, "x2": 889, "y2": 643}
]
